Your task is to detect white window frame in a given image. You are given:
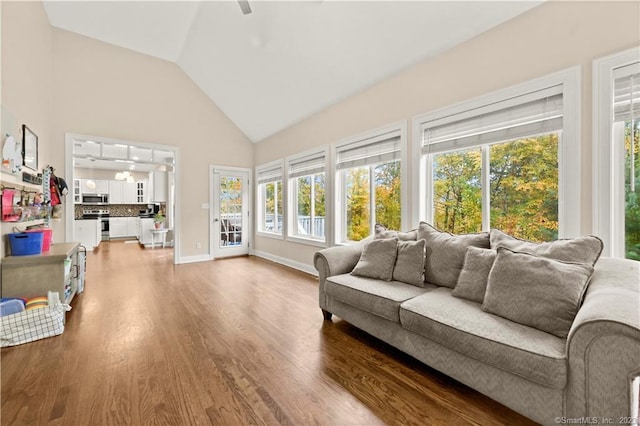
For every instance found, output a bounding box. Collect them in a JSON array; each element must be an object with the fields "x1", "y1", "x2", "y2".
[
  {"x1": 593, "y1": 47, "x2": 640, "y2": 258},
  {"x1": 286, "y1": 147, "x2": 329, "y2": 247},
  {"x1": 333, "y1": 121, "x2": 408, "y2": 244},
  {"x1": 256, "y1": 159, "x2": 285, "y2": 239},
  {"x1": 412, "y1": 67, "x2": 581, "y2": 238}
]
